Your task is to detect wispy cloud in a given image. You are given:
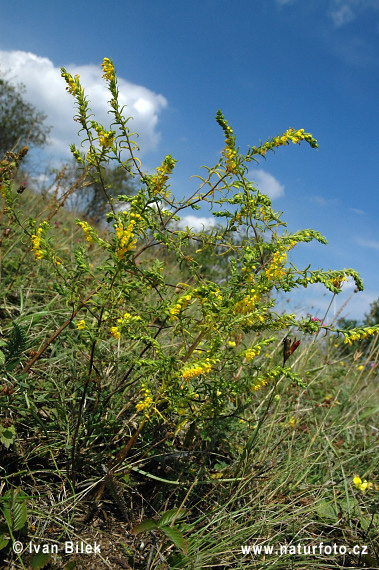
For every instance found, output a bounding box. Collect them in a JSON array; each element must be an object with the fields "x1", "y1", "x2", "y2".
[
  {"x1": 330, "y1": 3, "x2": 355, "y2": 27},
  {"x1": 349, "y1": 207, "x2": 365, "y2": 215},
  {"x1": 0, "y1": 50, "x2": 167, "y2": 160},
  {"x1": 250, "y1": 169, "x2": 284, "y2": 199},
  {"x1": 329, "y1": 0, "x2": 379, "y2": 28},
  {"x1": 356, "y1": 237, "x2": 379, "y2": 250},
  {"x1": 310, "y1": 195, "x2": 339, "y2": 207},
  {"x1": 275, "y1": 0, "x2": 296, "y2": 5}
]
